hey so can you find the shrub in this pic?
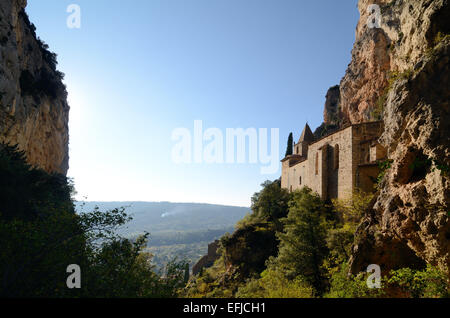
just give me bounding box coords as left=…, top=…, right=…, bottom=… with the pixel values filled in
left=332, top=190, right=374, bottom=227
left=20, top=68, right=66, bottom=99
left=236, top=267, right=314, bottom=298
left=325, top=263, right=385, bottom=298
left=250, top=179, right=290, bottom=226
left=0, top=144, right=187, bottom=297
left=275, top=187, right=329, bottom=294
left=388, top=265, right=449, bottom=298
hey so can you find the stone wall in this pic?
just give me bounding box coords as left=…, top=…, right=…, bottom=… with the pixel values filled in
left=283, top=125, right=354, bottom=200
left=357, top=164, right=380, bottom=193
left=282, top=122, right=384, bottom=200
left=352, top=121, right=385, bottom=193
left=192, top=240, right=220, bottom=275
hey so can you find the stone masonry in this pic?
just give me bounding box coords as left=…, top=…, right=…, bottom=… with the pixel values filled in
left=281, top=121, right=385, bottom=200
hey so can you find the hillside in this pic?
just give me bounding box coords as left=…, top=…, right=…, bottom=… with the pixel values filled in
left=75, top=201, right=249, bottom=271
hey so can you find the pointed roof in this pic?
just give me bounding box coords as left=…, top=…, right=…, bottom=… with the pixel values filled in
left=298, top=123, right=315, bottom=143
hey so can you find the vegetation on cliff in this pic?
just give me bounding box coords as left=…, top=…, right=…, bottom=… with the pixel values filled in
left=183, top=180, right=449, bottom=298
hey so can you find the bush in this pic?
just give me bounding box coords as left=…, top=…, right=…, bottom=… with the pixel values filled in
left=325, top=263, right=385, bottom=298
left=236, top=267, right=314, bottom=298
left=388, top=265, right=449, bottom=298
left=332, top=190, right=374, bottom=227
left=275, top=187, right=329, bottom=294
left=20, top=68, right=66, bottom=99
left=0, top=143, right=74, bottom=220
left=250, top=179, right=290, bottom=227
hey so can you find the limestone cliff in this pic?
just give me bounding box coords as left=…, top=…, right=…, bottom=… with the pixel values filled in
left=342, top=0, right=450, bottom=276
left=192, top=240, right=220, bottom=275
left=0, top=0, right=69, bottom=175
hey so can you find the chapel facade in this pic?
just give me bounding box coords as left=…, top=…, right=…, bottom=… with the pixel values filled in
left=281, top=121, right=386, bottom=200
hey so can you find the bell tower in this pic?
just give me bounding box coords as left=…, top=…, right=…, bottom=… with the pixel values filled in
left=295, top=123, right=314, bottom=157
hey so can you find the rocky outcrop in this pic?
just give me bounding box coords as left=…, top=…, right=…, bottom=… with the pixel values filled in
left=192, top=240, right=220, bottom=275
left=323, top=85, right=341, bottom=126
left=221, top=223, right=278, bottom=279
left=348, top=0, right=450, bottom=276
left=313, top=85, right=341, bottom=138
left=0, top=0, right=69, bottom=175
left=318, top=0, right=449, bottom=126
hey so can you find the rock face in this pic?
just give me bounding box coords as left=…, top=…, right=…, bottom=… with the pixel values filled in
left=323, top=85, right=341, bottom=126
left=221, top=223, right=279, bottom=279
left=346, top=0, right=450, bottom=276
left=0, top=0, right=69, bottom=175
left=192, top=240, right=220, bottom=275
left=313, top=86, right=341, bottom=138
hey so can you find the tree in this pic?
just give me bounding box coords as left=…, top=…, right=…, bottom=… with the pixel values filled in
left=0, top=143, right=187, bottom=298
left=250, top=179, right=290, bottom=227
left=275, top=187, right=329, bottom=294
left=285, top=133, right=293, bottom=157
left=236, top=266, right=314, bottom=298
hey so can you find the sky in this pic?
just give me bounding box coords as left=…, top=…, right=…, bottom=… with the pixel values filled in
left=27, top=0, right=359, bottom=207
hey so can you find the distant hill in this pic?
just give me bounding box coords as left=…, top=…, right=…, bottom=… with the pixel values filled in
left=75, top=202, right=250, bottom=271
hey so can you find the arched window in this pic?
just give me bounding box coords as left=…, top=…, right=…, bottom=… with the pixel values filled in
left=315, top=152, right=319, bottom=175
left=334, top=144, right=340, bottom=170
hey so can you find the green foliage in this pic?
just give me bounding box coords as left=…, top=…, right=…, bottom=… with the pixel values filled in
left=19, top=9, right=60, bottom=73
left=234, top=212, right=255, bottom=229
left=325, top=263, right=449, bottom=298
left=0, top=208, right=86, bottom=297
left=325, top=225, right=354, bottom=265
left=325, top=263, right=385, bottom=298
left=236, top=266, right=314, bottom=298
left=332, top=190, right=374, bottom=226
left=18, top=9, right=37, bottom=39
left=184, top=178, right=450, bottom=299
left=20, top=68, right=66, bottom=100
left=324, top=191, right=375, bottom=282
left=183, top=255, right=236, bottom=298
left=376, top=159, right=394, bottom=188
left=388, top=69, right=414, bottom=85
left=371, top=69, right=414, bottom=120
left=373, top=91, right=387, bottom=120
left=18, top=9, right=65, bottom=99
left=0, top=144, right=187, bottom=297
left=388, top=265, right=449, bottom=298
left=0, top=143, right=74, bottom=220
left=285, top=132, right=293, bottom=157
left=36, top=38, right=59, bottom=72
left=433, top=32, right=450, bottom=46
left=221, top=221, right=278, bottom=278
left=274, top=187, right=329, bottom=294
left=250, top=179, right=290, bottom=228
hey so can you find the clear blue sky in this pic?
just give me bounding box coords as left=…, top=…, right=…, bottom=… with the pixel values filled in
left=27, top=0, right=359, bottom=207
